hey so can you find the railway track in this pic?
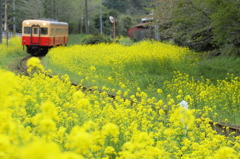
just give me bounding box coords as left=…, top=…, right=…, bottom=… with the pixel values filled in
left=19, top=56, right=240, bottom=136
left=19, top=56, right=31, bottom=75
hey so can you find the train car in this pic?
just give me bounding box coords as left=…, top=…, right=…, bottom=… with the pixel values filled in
left=22, top=19, right=68, bottom=56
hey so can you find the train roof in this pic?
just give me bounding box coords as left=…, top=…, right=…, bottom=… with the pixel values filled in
left=22, top=19, right=68, bottom=26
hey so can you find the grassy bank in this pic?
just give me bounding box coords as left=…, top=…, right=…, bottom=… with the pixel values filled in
left=0, top=37, right=26, bottom=70
left=68, top=34, right=87, bottom=45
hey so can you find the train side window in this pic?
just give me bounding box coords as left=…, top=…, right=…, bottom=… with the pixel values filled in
left=51, top=28, right=54, bottom=36
left=56, top=28, right=60, bottom=35
left=41, top=28, right=48, bottom=35
left=24, top=27, right=31, bottom=34
left=34, top=28, right=38, bottom=34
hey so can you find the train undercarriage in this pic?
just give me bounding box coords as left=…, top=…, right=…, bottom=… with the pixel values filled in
left=26, top=45, right=50, bottom=56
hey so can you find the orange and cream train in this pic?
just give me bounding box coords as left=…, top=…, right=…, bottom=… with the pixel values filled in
left=22, top=19, right=68, bottom=55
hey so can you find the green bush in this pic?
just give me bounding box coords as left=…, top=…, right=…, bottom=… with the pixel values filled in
left=132, top=38, right=138, bottom=42
left=81, top=34, right=112, bottom=45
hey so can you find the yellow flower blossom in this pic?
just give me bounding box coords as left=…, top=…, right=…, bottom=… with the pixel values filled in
left=27, top=57, right=44, bottom=72
left=102, top=123, right=119, bottom=138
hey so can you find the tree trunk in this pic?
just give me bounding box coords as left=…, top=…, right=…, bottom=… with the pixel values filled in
left=0, top=0, right=2, bottom=43
left=85, top=0, right=89, bottom=34
left=5, top=0, right=8, bottom=46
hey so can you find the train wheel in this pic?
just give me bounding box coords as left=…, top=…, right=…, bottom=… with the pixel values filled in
left=27, top=46, right=32, bottom=54
left=41, top=48, right=49, bottom=56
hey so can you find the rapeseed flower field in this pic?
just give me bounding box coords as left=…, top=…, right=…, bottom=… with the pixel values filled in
left=0, top=65, right=240, bottom=158
left=46, top=41, right=196, bottom=91
left=1, top=38, right=240, bottom=158
left=46, top=41, right=240, bottom=124
left=164, top=72, right=240, bottom=124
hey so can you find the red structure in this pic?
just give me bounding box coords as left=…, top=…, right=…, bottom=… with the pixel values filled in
left=128, top=13, right=160, bottom=41
left=127, top=23, right=150, bottom=39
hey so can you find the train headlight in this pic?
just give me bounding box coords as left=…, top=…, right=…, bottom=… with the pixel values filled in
left=26, top=22, right=29, bottom=25
left=43, top=23, right=46, bottom=26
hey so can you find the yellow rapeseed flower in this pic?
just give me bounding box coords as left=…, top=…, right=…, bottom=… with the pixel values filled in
left=27, top=57, right=44, bottom=72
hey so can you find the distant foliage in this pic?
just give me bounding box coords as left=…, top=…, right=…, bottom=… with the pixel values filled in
left=206, top=0, right=240, bottom=55
left=154, top=0, right=240, bottom=55
left=103, top=0, right=149, bottom=15
left=117, top=15, right=133, bottom=36
left=94, top=9, right=119, bottom=37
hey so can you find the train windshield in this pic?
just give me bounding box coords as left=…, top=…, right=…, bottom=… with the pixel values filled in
left=24, top=27, right=31, bottom=34
left=34, top=28, right=39, bottom=34
left=41, top=28, right=48, bottom=35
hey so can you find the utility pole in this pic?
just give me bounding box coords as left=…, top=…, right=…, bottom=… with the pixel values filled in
left=85, top=0, right=89, bottom=35
left=113, top=19, right=116, bottom=41
left=109, top=16, right=116, bottom=41
left=13, top=0, right=16, bottom=35
left=100, top=0, right=102, bottom=34
left=0, top=0, right=2, bottom=44
left=5, top=0, right=8, bottom=46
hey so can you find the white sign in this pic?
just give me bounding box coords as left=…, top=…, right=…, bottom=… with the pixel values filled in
left=109, top=16, right=115, bottom=23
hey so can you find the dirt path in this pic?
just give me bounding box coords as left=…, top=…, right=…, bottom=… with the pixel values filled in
left=7, top=55, right=28, bottom=74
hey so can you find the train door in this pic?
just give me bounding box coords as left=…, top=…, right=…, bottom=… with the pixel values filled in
left=31, top=25, right=40, bottom=45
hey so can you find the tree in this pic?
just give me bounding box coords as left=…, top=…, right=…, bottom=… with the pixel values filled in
left=103, top=0, right=128, bottom=13
left=205, top=0, right=240, bottom=55
left=85, top=0, right=89, bottom=34
left=19, top=0, right=44, bottom=19
left=43, top=0, right=56, bottom=19
left=117, top=15, right=133, bottom=36
left=94, top=9, right=118, bottom=36
left=152, top=0, right=214, bottom=52
left=172, top=0, right=213, bottom=51
left=152, top=0, right=240, bottom=55
left=15, top=0, right=87, bottom=34
left=103, top=0, right=151, bottom=16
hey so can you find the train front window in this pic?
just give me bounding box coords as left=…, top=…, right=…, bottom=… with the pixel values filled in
left=41, top=28, right=48, bottom=35
left=24, top=27, right=31, bottom=34
left=34, top=28, right=39, bottom=34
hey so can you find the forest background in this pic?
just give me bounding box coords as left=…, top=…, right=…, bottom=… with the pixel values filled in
left=0, top=0, right=240, bottom=55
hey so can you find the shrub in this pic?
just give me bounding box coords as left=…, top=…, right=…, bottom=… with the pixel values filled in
left=81, top=34, right=112, bottom=45
left=132, top=38, right=138, bottom=42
